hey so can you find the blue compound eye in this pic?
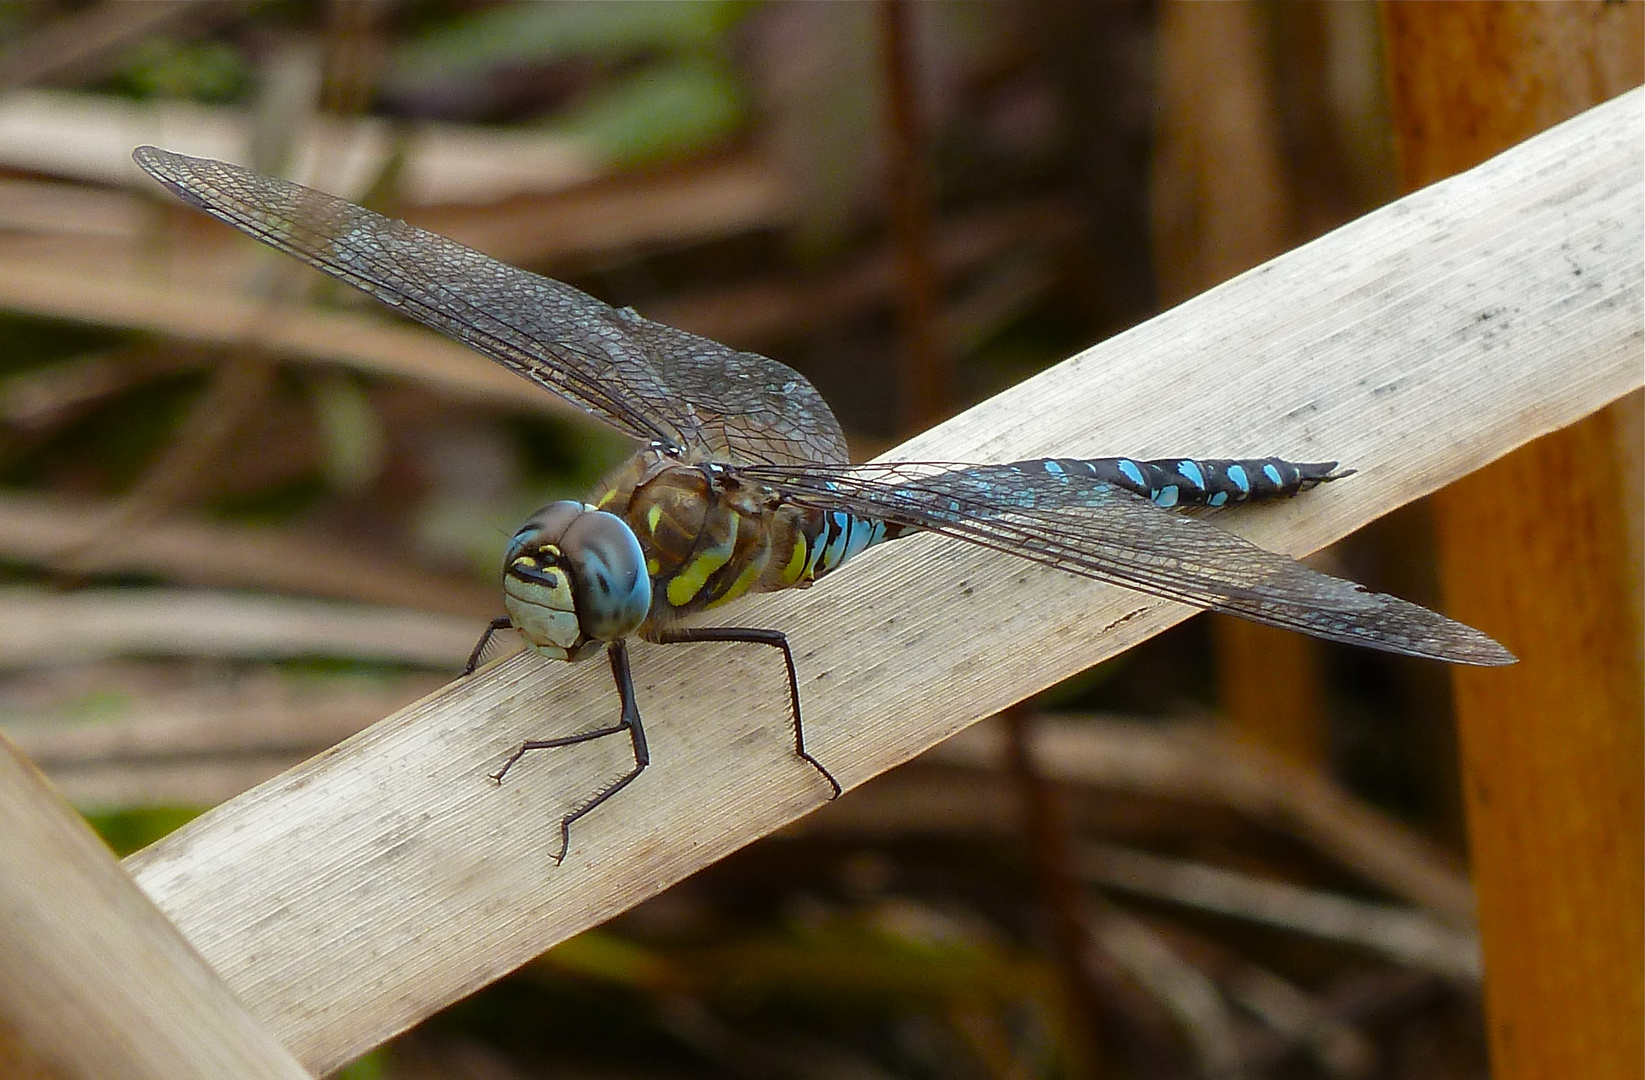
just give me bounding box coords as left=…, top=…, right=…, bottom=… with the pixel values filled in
left=561, top=511, right=651, bottom=641
left=506, top=501, right=583, bottom=564
left=505, top=525, right=537, bottom=563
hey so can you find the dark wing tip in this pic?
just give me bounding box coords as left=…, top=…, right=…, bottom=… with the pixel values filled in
left=132, top=146, right=203, bottom=197
left=132, top=144, right=179, bottom=175
left=1457, top=634, right=1518, bottom=666
left=1416, top=615, right=1516, bottom=666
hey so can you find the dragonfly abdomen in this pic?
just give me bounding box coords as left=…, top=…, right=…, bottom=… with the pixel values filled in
left=796, top=509, right=903, bottom=583
left=1024, top=456, right=1345, bottom=508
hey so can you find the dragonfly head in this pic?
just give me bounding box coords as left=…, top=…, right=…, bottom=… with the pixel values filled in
left=503, top=501, right=651, bottom=661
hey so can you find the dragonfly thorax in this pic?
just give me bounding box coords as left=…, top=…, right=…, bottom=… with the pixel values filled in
left=589, top=452, right=832, bottom=625
left=503, top=501, right=651, bottom=661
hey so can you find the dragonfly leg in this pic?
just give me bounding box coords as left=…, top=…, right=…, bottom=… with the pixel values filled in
left=463, top=616, right=514, bottom=676
left=651, top=626, right=842, bottom=799
left=492, top=640, right=651, bottom=864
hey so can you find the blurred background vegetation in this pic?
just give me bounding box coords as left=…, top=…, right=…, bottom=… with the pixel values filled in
left=0, top=2, right=1491, bottom=1077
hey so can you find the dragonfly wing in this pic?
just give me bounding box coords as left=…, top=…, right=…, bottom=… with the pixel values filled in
left=613, top=315, right=848, bottom=466
left=132, top=147, right=847, bottom=467
left=743, top=461, right=1515, bottom=666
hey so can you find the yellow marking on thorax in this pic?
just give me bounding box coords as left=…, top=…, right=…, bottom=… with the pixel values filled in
left=646, top=504, right=663, bottom=534
left=666, top=515, right=738, bottom=608
left=593, top=487, right=619, bottom=509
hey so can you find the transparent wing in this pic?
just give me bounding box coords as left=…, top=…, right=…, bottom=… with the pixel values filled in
left=132, top=146, right=849, bottom=467
left=741, top=461, right=1515, bottom=666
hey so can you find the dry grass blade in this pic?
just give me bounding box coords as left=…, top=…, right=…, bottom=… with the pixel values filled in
left=0, top=87, right=596, bottom=200
left=0, top=252, right=560, bottom=413
left=0, top=344, right=199, bottom=427
left=1224, top=966, right=1378, bottom=1079
left=1073, top=844, right=1481, bottom=980
left=0, top=2, right=208, bottom=90
left=643, top=199, right=1079, bottom=351
left=0, top=200, right=1067, bottom=422
left=0, top=176, right=146, bottom=237
left=119, top=93, right=1640, bottom=1073
left=61, top=351, right=280, bottom=552
left=0, top=587, right=489, bottom=669
left=3, top=668, right=443, bottom=809
left=408, top=151, right=790, bottom=266
left=1087, top=904, right=1246, bottom=1080
left=0, top=731, right=313, bottom=1079
left=928, top=717, right=1476, bottom=922
left=0, top=490, right=495, bottom=617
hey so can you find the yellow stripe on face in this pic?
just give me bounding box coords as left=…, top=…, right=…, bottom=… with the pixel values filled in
left=778, top=536, right=809, bottom=585
left=666, top=515, right=738, bottom=608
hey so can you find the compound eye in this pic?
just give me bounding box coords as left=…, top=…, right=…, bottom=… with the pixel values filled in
left=506, top=500, right=589, bottom=563
left=562, top=511, right=651, bottom=641
left=505, top=529, right=533, bottom=564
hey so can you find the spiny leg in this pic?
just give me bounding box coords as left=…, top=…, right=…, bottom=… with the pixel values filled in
left=650, top=626, right=841, bottom=799
left=491, top=640, right=651, bottom=865
left=463, top=616, right=514, bottom=676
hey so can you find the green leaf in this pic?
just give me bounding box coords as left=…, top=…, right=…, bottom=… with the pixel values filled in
left=389, top=1, right=745, bottom=88
left=552, top=56, right=747, bottom=167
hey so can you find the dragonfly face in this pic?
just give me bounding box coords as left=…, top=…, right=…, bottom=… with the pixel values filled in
left=503, top=501, right=651, bottom=661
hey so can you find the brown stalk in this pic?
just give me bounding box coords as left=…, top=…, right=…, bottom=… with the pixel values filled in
left=880, top=0, right=951, bottom=432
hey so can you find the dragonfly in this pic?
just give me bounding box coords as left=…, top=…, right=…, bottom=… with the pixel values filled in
left=133, top=146, right=1514, bottom=863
